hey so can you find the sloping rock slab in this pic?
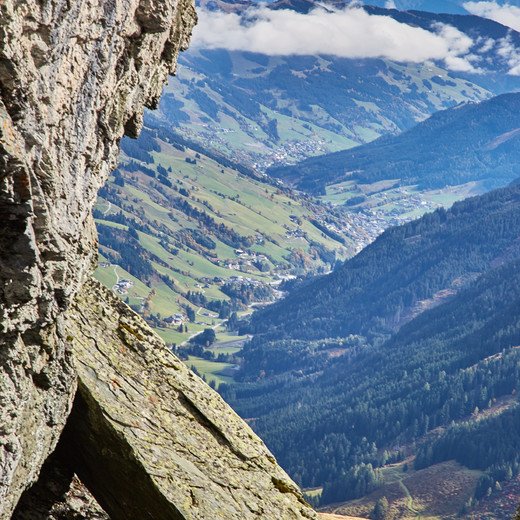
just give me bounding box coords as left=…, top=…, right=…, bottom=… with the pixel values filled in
left=64, top=279, right=316, bottom=520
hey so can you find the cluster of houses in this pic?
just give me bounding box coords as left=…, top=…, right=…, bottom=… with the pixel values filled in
left=285, top=228, right=306, bottom=240
left=229, top=274, right=254, bottom=283
left=98, top=262, right=136, bottom=296
left=253, top=137, right=330, bottom=171
left=221, top=249, right=270, bottom=271
left=113, top=279, right=134, bottom=295
left=164, top=313, right=186, bottom=327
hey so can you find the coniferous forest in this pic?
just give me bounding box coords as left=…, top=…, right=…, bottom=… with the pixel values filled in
left=220, top=184, right=520, bottom=504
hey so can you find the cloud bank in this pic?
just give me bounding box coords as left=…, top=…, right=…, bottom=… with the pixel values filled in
left=498, top=36, right=520, bottom=74
left=192, top=6, right=478, bottom=72
left=463, top=1, right=520, bottom=31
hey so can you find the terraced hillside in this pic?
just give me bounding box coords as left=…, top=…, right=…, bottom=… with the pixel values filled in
left=94, top=124, right=371, bottom=350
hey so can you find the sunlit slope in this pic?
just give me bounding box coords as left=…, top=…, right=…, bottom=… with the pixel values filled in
left=163, top=0, right=520, bottom=173
left=162, top=50, right=490, bottom=170
left=94, top=130, right=367, bottom=344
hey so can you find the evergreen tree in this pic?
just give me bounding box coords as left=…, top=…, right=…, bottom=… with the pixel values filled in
left=186, top=306, right=196, bottom=323
left=371, top=497, right=389, bottom=520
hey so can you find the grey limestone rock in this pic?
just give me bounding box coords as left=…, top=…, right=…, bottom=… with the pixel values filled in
left=0, top=0, right=194, bottom=515
left=0, top=0, right=317, bottom=518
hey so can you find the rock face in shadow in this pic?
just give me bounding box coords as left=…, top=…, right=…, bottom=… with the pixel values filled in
left=13, top=446, right=108, bottom=520
left=0, top=0, right=318, bottom=518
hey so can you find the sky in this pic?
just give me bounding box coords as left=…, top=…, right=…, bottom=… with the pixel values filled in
left=191, top=1, right=520, bottom=75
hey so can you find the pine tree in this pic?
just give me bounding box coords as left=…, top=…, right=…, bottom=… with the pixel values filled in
left=371, top=497, right=389, bottom=520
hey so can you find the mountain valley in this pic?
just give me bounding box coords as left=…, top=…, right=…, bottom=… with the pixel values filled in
left=94, top=121, right=376, bottom=351
left=5, top=0, right=520, bottom=517
left=90, top=1, right=520, bottom=518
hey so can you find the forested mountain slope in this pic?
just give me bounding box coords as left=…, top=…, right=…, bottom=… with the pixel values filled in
left=268, top=93, right=520, bottom=194
left=248, top=183, right=520, bottom=341
left=224, top=184, right=520, bottom=516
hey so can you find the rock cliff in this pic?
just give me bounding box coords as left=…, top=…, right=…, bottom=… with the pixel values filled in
left=0, top=0, right=316, bottom=518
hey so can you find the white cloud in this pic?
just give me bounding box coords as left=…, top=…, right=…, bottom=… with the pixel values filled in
left=385, top=0, right=397, bottom=8
left=463, top=1, right=520, bottom=31
left=478, top=37, right=496, bottom=53
left=463, top=3, right=520, bottom=75
left=497, top=35, right=520, bottom=74
left=433, top=23, right=479, bottom=71
left=192, top=6, right=478, bottom=72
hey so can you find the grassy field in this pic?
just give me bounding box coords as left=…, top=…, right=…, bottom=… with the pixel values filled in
left=186, top=356, right=237, bottom=388
left=322, top=179, right=487, bottom=229
left=94, top=133, right=363, bottom=360
left=304, top=487, right=324, bottom=499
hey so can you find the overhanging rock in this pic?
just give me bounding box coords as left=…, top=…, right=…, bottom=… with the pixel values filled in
left=62, top=279, right=316, bottom=520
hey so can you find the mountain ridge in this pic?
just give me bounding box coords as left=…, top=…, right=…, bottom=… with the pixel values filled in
left=268, top=92, right=520, bottom=194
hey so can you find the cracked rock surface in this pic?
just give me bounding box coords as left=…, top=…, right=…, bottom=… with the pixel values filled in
left=0, top=0, right=195, bottom=515
left=62, top=280, right=316, bottom=519
left=0, top=0, right=317, bottom=518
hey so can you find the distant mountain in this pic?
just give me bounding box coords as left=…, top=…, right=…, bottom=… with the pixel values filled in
left=170, top=0, right=520, bottom=173
left=204, top=0, right=473, bottom=13
left=224, top=183, right=520, bottom=516
left=268, top=93, right=520, bottom=194
left=364, top=4, right=520, bottom=93
left=168, top=50, right=490, bottom=170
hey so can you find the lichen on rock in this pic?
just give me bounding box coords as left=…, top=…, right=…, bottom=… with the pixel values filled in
left=62, top=280, right=316, bottom=519
left=0, top=0, right=317, bottom=518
